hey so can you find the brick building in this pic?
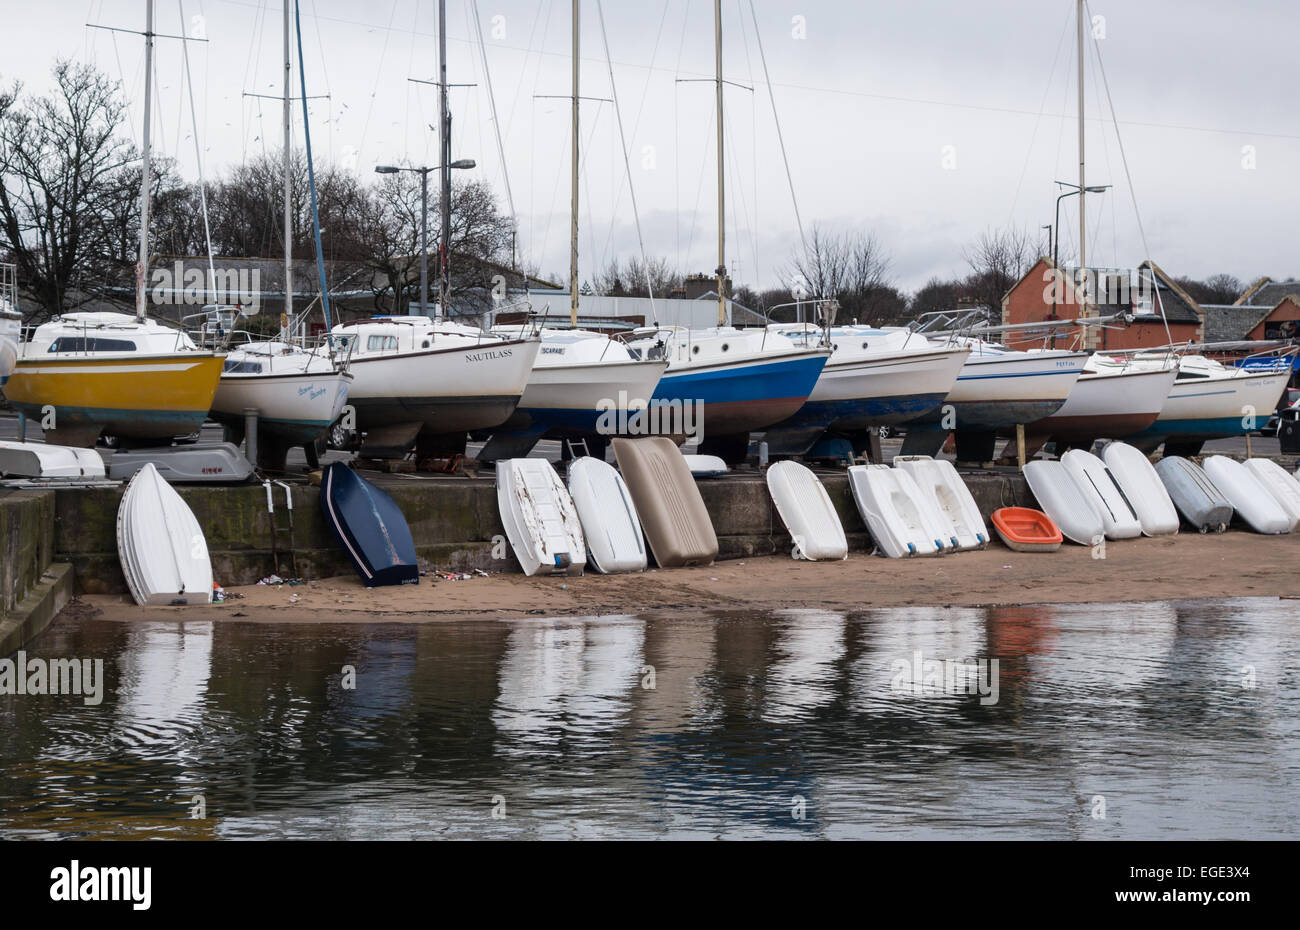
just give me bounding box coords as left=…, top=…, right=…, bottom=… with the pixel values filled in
left=1000, top=257, right=1203, bottom=351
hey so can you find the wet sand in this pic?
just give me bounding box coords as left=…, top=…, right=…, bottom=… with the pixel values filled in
left=78, top=530, right=1300, bottom=623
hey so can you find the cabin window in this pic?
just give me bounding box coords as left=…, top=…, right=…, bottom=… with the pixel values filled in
left=720, top=343, right=729, bottom=352
left=48, top=337, right=137, bottom=353
left=223, top=360, right=264, bottom=374
left=692, top=345, right=700, bottom=355
left=367, top=335, right=399, bottom=352
left=421, top=340, right=430, bottom=349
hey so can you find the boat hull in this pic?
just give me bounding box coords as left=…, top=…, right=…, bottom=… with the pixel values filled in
left=319, top=462, right=420, bottom=586
left=345, top=338, right=540, bottom=434
left=4, top=354, right=224, bottom=445
left=1127, top=371, right=1289, bottom=445
left=1026, top=367, right=1178, bottom=441
left=908, top=351, right=1087, bottom=431
left=651, top=350, right=828, bottom=437
left=211, top=370, right=353, bottom=444
left=497, top=359, right=667, bottom=435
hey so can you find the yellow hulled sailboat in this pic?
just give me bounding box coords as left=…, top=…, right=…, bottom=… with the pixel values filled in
left=3, top=313, right=222, bottom=446
left=1, top=1, right=222, bottom=447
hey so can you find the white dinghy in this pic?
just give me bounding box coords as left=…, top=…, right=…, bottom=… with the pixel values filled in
left=1100, top=442, right=1179, bottom=536
left=116, top=462, right=213, bottom=606
left=567, top=457, right=647, bottom=573
left=893, top=455, right=988, bottom=550
left=848, top=464, right=957, bottom=557
left=682, top=454, right=729, bottom=477
left=1154, top=456, right=1232, bottom=533
left=1061, top=449, right=1142, bottom=540
left=0, top=440, right=105, bottom=480
left=1023, top=460, right=1105, bottom=546
left=1202, top=456, right=1291, bottom=534
left=766, top=461, right=848, bottom=560
left=1242, top=458, right=1300, bottom=531
left=497, top=458, right=586, bottom=576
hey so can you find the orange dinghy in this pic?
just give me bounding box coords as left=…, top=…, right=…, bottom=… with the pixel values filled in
left=991, top=507, right=1063, bottom=553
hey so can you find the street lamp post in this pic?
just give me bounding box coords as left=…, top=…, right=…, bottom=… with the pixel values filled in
left=1052, top=180, right=1111, bottom=313
left=375, top=158, right=476, bottom=316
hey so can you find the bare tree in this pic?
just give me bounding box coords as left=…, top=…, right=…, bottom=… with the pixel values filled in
left=0, top=62, right=139, bottom=321
left=592, top=255, right=681, bottom=299
left=961, top=226, right=1037, bottom=313
left=782, top=223, right=899, bottom=324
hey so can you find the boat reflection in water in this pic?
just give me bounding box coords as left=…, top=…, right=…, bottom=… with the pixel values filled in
left=1, top=599, right=1297, bottom=840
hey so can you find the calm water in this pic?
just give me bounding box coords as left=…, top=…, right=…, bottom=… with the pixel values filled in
left=1, top=598, right=1297, bottom=839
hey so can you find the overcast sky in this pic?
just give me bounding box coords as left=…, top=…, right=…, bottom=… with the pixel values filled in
left=4, top=0, right=1297, bottom=292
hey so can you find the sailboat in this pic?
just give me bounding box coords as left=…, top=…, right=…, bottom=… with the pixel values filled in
left=1090, top=349, right=1291, bottom=456
left=0, top=263, right=19, bottom=387
left=208, top=0, right=351, bottom=468
left=326, top=0, right=539, bottom=461
left=762, top=320, right=971, bottom=455
left=623, top=0, right=828, bottom=464
left=476, top=0, right=667, bottom=462
left=1, top=0, right=223, bottom=448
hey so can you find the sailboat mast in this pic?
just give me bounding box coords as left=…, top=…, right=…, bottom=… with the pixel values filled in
left=1077, top=0, right=1086, bottom=290
left=569, top=0, right=580, bottom=327
left=283, top=0, right=293, bottom=334
left=136, top=0, right=155, bottom=322
left=438, top=0, right=452, bottom=320
left=714, top=0, right=725, bottom=326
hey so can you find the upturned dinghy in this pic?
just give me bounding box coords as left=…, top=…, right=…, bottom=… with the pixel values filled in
left=497, top=458, right=586, bottom=576
left=1202, top=456, right=1291, bottom=534
left=893, top=455, right=988, bottom=550
left=116, top=462, right=213, bottom=606
left=320, top=462, right=420, bottom=586
left=1023, top=460, right=1105, bottom=545
left=1243, top=458, right=1300, bottom=531
left=682, top=454, right=729, bottom=477
left=990, top=507, right=1062, bottom=552
left=765, top=460, right=848, bottom=560
left=612, top=437, right=717, bottom=567
left=847, top=464, right=956, bottom=557
left=1154, top=456, right=1232, bottom=533
left=1100, top=442, right=1179, bottom=536
left=1061, top=449, right=1142, bottom=540
left=567, top=456, right=646, bottom=573
left=0, top=440, right=105, bottom=479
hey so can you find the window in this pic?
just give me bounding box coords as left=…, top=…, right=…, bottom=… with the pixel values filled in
left=366, top=335, right=399, bottom=352
left=48, top=337, right=137, bottom=353
left=223, top=360, right=264, bottom=374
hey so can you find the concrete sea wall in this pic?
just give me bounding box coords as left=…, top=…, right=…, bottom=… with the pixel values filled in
left=52, top=470, right=1034, bottom=594
left=1, top=489, right=74, bottom=653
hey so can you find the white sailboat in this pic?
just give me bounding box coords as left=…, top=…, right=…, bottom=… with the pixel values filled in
left=329, top=0, right=538, bottom=460
left=762, top=322, right=971, bottom=455
left=208, top=0, right=351, bottom=468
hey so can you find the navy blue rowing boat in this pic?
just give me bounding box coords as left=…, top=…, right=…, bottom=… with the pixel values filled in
left=319, top=463, right=419, bottom=587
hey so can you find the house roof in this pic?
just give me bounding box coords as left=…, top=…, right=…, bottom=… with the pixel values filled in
left=1201, top=295, right=1300, bottom=341
left=1137, top=260, right=1203, bottom=325
left=1200, top=304, right=1273, bottom=343
left=1238, top=280, right=1300, bottom=309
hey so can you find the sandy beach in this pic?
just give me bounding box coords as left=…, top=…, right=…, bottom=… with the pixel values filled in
left=76, top=530, right=1300, bottom=623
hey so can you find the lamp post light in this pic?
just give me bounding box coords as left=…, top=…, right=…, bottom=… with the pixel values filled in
left=1052, top=180, right=1111, bottom=314
left=375, top=158, right=476, bottom=316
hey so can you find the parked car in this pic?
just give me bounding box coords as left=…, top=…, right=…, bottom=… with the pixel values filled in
left=1261, top=387, right=1300, bottom=436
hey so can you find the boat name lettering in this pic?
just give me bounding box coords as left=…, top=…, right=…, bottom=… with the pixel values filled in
left=465, top=348, right=513, bottom=362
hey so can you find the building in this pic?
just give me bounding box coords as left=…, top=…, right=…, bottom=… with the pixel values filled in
left=1202, top=294, right=1300, bottom=343
left=1000, top=257, right=1203, bottom=351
